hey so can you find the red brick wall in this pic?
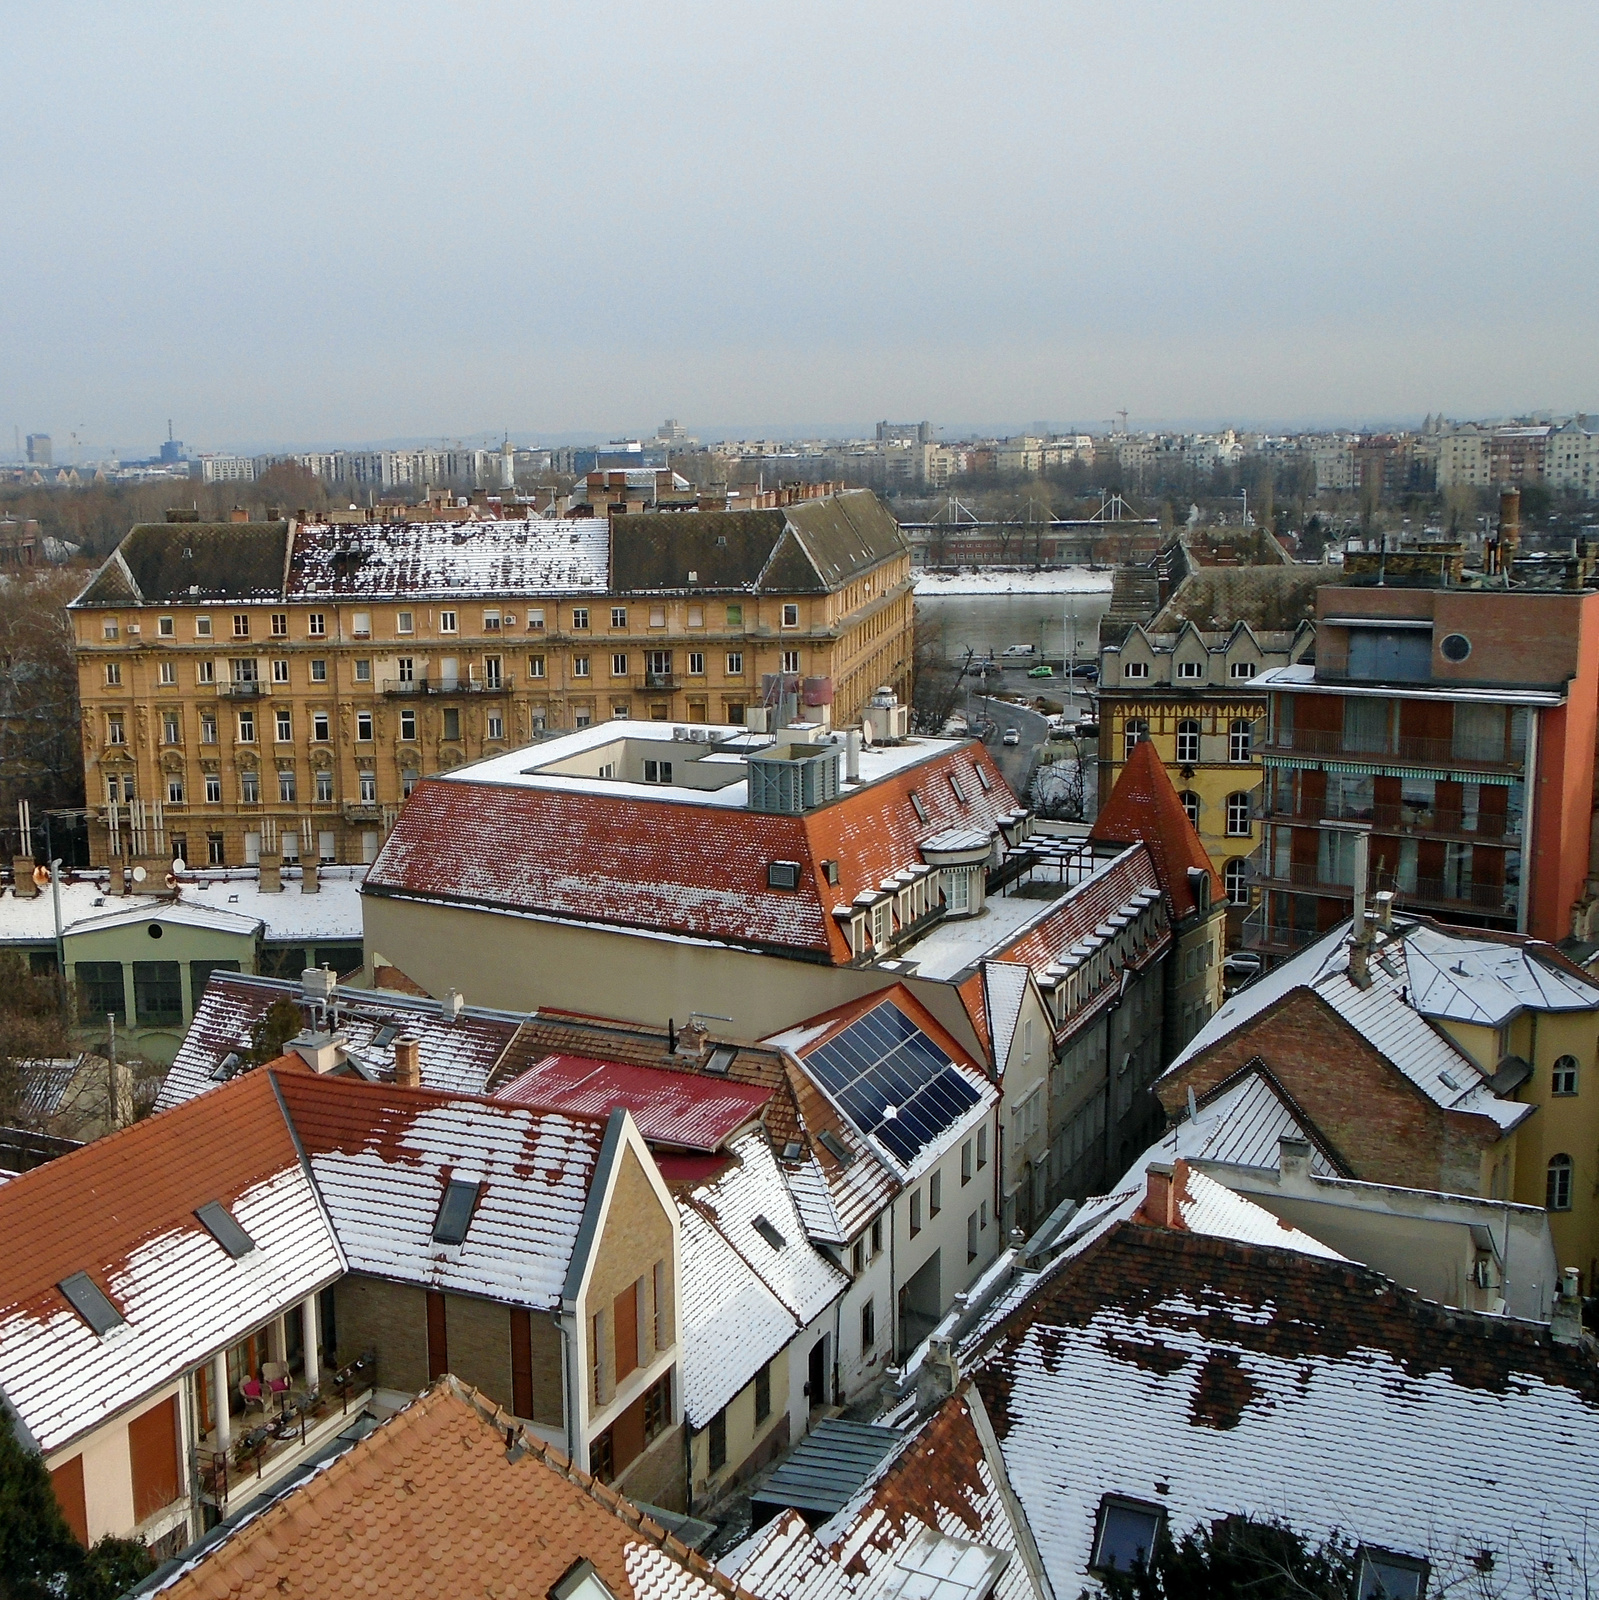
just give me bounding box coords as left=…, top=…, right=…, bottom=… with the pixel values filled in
left=1157, top=989, right=1495, bottom=1192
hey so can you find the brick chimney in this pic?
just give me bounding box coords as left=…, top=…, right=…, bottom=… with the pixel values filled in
left=10, top=859, right=36, bottom=899
left=301, top=859, right=320, bottom=894
left=394, top=1034, right=421, bottom=1089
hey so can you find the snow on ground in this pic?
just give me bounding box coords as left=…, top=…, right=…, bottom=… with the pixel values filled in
left=913, top=568, right=1115, bottom=596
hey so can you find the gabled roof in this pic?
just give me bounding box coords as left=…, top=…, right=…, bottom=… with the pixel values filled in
left=151, top=1378, right=745, bottom=1600
left=971, top=1222, right=1599, bottom=1600
left=979, top=964, right=1031, bottom=1075
left=71, top=522, right=291, bottom=607
left=1088, top=740, right=1221, bottom=919
left=0, top=1070, right=341, bottom=1455
left=610, top=490, right=906, bottom=595
left=495, top=1054, right=771, bottom=1152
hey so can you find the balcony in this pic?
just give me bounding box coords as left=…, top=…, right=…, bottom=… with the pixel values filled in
left=1263, top=727, right=1524, bottom=773
left=1241, top=907, right=1325, bottom=956
left=223, top=681, right=268, bottom=699
left=1257, top=800, right=1513, bottom=843
left=641, top=671, right=676, bottom=691
left=342, top=802, right=384, bottom=824
left=380, top=675, right=513, bottom=696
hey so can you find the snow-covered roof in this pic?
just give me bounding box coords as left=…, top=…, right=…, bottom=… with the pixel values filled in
left=289, top=518, right=609, bottom=599
left=980, top=964, right=1031, bottom=1073
left=970, top=1221, right=1599, bottom=1600
left=1169, top=1164, right=1344, bottom=1259
left=1401, top=922, right=1599, bottom=1028
left=1253, top=661, right=1564, bottom=706
left=1161, top=1068, right=1342, bottom=1176
left=1165, top=916, right=1533, bottom=1132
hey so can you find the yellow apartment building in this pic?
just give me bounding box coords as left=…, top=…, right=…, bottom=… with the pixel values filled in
left=67, top=490, right=913, bottom=870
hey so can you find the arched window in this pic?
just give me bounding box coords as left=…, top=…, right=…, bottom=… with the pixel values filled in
left=1548, top=1154, right=1574, bottom=1211
left=1179, top=791, right=1201, bottom=827
left=1225, top=792, right=1252, bottom=837
left=1124, top=718, right=1149, bottom=761
left=1229, top=718, right=1253, bottom=763
left=1176, top=719, right=1201, bottom=764
left=1224, top=858, right=1249, bottom=905
left=1552, top=1055, right=1579, bottom=1096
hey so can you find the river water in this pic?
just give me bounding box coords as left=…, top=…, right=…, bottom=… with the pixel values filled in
left=915, top=585, right=1114, bottom=664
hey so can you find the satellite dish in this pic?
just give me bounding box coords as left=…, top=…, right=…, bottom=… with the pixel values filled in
left=31, top=865, right=50, bottom=889
left=131, top=865, right=147, bottom=883
left=171, top=857, right=186, bottom=873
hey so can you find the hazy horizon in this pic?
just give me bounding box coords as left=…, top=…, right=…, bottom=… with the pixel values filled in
left=5, top=2, right=1596, bottom=452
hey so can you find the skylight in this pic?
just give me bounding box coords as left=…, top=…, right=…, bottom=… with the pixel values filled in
left=58, top=1272, right=124, bottom=1336
left=752, top=1214, right=786, bottom=1250
left=373, top=1023, right=399, bottom=1049
left=432, top=1180, right=481, bottom=1245
left=706, top=1045, right=737, bottom=1075
left=195, top=1200, right=256, bottom=1259
left=817, top=1129, right=856, bottom=1167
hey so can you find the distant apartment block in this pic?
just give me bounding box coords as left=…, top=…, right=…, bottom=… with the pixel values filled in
left=25, top=433, right=52, bottom=467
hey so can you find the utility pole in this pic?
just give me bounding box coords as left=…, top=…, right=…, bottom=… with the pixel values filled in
left=106, top=1012, right=119, bottom=1130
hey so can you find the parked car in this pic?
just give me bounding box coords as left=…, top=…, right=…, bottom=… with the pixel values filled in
left=1003, top=727, right=1021, bottom=746
left=1068, top=662, right=1100, bottom=680
left=1002, top=644, right=1036, bottom=657
left=1223, top=952, right=1263, bottom=990
left=1027, top=664, right=1054, bottom=679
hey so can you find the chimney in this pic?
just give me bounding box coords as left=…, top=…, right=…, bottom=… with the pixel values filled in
left=1277, top=1136, right=1313, bottom=1189
left=1373, top=889, right=1395, bottom=931
left=1552, top=1266, right=1585, bottom=1346
left=675, top=1018, right=708, bottom=1059
left=258, top=852, right=282, bottom=894
left=301, top=858, right=320, bottom=895
left=1350, top=829, right=1370, bottom=943
left=1141, top=1162, right=1175, bottom=1227
left=289, top=1029, right=347, bottom=1074
left=445, top=988, right=464, bottom=1020
left=10, top=859, right=36, bottom=899
left=1499, top=488, right=1521, bottom=565
left=915, top=1333, right=960, bottom=1412
left=394, top=1034, right=421, bottom=1089
left=845, top=729, right=861, bottom=783
left=301, top=966, right=337, bottom=1005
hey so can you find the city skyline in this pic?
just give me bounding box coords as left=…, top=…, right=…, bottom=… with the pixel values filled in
left=4, top=2, right=1596, bottom=447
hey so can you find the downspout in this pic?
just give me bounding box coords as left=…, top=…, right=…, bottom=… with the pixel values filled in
left=888, top=1189, right=897, bottom=1365
left=554, top=1309, right=578, bottom=1466
left=1517, top=708, right=1539, bottom=935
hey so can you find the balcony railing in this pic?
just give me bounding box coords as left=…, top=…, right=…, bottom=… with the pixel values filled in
left=1241, top=907, right=1325, bottom=955
left=1263, top=727, right=1523, bottom=771
left=1246, top=856, right=1517, bottom=917
left=223, top=681, right=267, bottom=698
left=642, top=670, right=676, bottom=691
left=380, top=676, right=514, bottom=696
left=1257, top=800, right=1515, bottom=842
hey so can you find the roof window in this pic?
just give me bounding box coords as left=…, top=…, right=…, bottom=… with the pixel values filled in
left=58, top=1272, right=124, bottom=1336
left=817, top=1128, right=855, bottom=1167
left=768, top=861, right=801, bottom=889
left=706, top=1045, right=737, bottom=1075
left=432, top=1179, right=482, bottom=1245
left=752, top=1214, right=786, bottom=1250
left=909, top=790, right=928, bottom=823
left=195, top=1200, right=256, bottom=1259
left=974, top=764, right=991, bottom=792
left=949, top=774, right=968, bottom=804
left=372, top=1023, right=399, bottom=1049
left=1357, top=1548, right=1429, bottom=1599
left=1089, top=1496, right=1165, bottom=1575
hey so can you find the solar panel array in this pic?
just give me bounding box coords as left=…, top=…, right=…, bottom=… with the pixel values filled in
left=804, top=1001, right=980, bottom=1165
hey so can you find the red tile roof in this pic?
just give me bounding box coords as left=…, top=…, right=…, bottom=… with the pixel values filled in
left=1088, top=738, right=1222, bottom=919
left=366, top=742, right=1021, bottom=963
left=494, top=1053, right=772, bottom=1151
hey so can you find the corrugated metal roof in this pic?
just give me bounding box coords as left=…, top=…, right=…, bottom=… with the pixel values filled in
left=752, top=1420, right=904, bottom=1519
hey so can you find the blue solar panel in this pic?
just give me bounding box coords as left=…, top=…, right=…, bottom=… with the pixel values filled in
left=805, top=1000, right=981, bottom=1164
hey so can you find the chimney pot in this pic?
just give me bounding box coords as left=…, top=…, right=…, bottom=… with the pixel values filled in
left=394, top=1034, right=421, bottom=1088
left=1278, top=1136, right=1312, bottom=1186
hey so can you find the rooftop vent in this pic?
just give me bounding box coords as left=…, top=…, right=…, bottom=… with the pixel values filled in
left=58, top=1272, right=123, bottom=1336
left=817, top=1129, right=855, bottom=1167
left=752, top=1214, right=786, bottom=1250
left=747, top=745, right=841, bottom=815
left=432, top=1179, right=481, bottom=1245
left=195, top=1200, right=256, bottom=1259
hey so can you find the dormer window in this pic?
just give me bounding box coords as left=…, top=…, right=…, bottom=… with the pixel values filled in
left=1230, top=660, right=1256, bottom=679
left=1124, top=661, right=1149, bottom=680
left=1177, top=659, right=1203, bottom=680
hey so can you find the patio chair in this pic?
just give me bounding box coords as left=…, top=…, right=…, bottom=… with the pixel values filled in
left=263, top=1361, right=292, bottom=1401
left=240, top=1375, right=272, bottom=1417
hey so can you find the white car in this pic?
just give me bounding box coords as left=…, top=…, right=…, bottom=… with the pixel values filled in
left=1001, top=644, right=1036, bottom=658
left=1003, top=727, right=1021, bottom=746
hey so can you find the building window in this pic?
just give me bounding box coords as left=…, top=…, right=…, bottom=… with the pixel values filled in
left=573, top=656, right=590, bottom=678
left=316, top=770, right=334, bottom=802
left=197, top=660, right=215, bottom=685
left=611, top=653, right=628, bottom=677
left=687, top=605, right=703, bottom=628
left=1224, top=858, right=1249, bottom=904
left=397, top=611, right=414, bottom=634
left=158, top=616, right=174, bottom=637
left=354, top=659, right=372, bottom=683
left=1548, top=1154, right=1574, bottom=1211
left=961, top=1138, right=972, bottom=1184
left=158, top=660, right=176, bottom=686
left=237, top=711, right=255, bottom=743
left=104, top=661, right=121, bottom=686
left=440, top=610, right=457, bottom=633
left=241, top=770, right=259, bottom=804
left=271, top=658, right=290, bottom=684
left=270, top=612, right=288, bottom=636
left=688, top=651, right=705, bottom=676
left=643, top=760, right=673, bottom=784
left=163, top=713, right=181, bottom=745
left=643, top=1371, right=671, bottom=1442
left=726, top=651, right=744, bottom=675
left=201, top=712, right=217, bottom=744
left=527, top=608, right=545, bottom=631
left=1553, top=1055, right=1580, bottom=1096
left=133, top=961, right=183, bottom=1024
left=967, top=1210, right=979, bottom=1263
left=860, top=1297, right=875, bottom=1353
left=487, top=714, right=504, bottom=740
left=207, top=833, right=225, bottom=865
left=106, top=715, right=126, bottom=746
left=572, top=607, right=589, bottom=631
left=1229, top=718, right=1253, bottom=763
left=708, top=1407, right=727, bottom=1473
left=871, top=1217, right=883, bottom=1256
left=307, top=613, right=325, bottom=637
left=1176, top=719, right=1200, bottom=763
left=310, top=658, right=327, bottom=682
left=929, top=1170, right=941, bottom=1215
left=167, top=777, right=184, bottom=804
left=1124, top=718, right=1148, bottom=760
left=276, top=709, right=292, bottom=741
left=610, top=606, right=627, bottom=629
left=977, top=1126, right=988, bottom=1168
left=1123, top=660, right=1149, bottom=680
left=852, top=1239, right=866, bottom=1275
left=529, top=654, right=545, bottom=678
left=1179, top=791, right=1200, bottom=826
left=781, top=603, right=799, bottom=628
left=1226, top=792, right=1252, bottom=836
left=205, top=774, right=221, bottom=804
left=356, top=711, right=373, bottom=741
left=402, top=767, right=420, bottom=797
left=443, top=708, right=461, bottom=741
left=360, top=773, right=377, bottom=803
left=726, top=604, right=743, bottom=626
left=278, top=770, right=297, bottom=804
left=196, top=615, right=212, bottom=638
left=400, top=709, right=416, bottom=740
left=754, top=1361, right=771, bottom=1424
left=482, top=609, right=500, bottom=632
left=591, top=1428, right=614, bottom=1484
left=233, top=614, right=249, bottom=638
left=782, top=650, right=801, bottom=674
left=1176, top=659, right=1203, bottom=680
left=313, top=711, right=330, bottom=741
left=909, top=1189, right=922, bottom=1236
left=648, top=606, right=666, bottom=628
left=1230, top=660, right=1256, bottom=679
left=76, top=962, right=126, bottom=1022
left=1090, top=1497, right=1166, bottom=1576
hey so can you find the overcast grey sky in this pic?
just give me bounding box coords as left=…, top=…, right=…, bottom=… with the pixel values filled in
left=3, top=1, right=1596, bottom=453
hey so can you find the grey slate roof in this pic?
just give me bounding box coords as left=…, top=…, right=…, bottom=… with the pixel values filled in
left=72, top=523, right=291, bottom=607
left=610, top=490, right=906, bottom=595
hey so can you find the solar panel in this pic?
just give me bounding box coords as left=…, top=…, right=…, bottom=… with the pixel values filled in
left=59, top=1272, right=123, bottom=1336
left=432, top=1180, right=481, bottom=1245
left=195, top=1200, right=256, bottom=1259
left=806, top=1001, right=980, bottom=1165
